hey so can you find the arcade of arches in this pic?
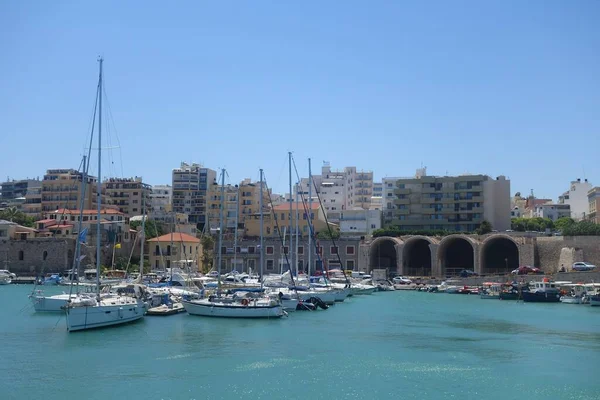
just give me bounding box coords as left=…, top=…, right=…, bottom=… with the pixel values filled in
left=369, top=239, right=397, bottom=274
left=369, top=234, right=523, bottom=277
left=403, top=239, right=432, bottom=276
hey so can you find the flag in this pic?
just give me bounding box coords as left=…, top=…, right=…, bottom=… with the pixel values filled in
left=78, top=228, right=88, bottom=243
left=115, top=243, right=121, bottom=249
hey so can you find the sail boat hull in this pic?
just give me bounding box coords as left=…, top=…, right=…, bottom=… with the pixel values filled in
left=182, top=299, right=284, bottom=318
left=66, top=296, right=146, bottom=332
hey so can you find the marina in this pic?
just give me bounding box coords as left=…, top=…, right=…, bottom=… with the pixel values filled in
left=1, top=283, right=599, bottom=400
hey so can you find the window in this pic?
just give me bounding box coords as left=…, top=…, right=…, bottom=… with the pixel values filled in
left=316, top=246, right=323, bottom=255
left=330, top=246, right=338, bottom=254
left=42, top=251, right=48, bottom=261
left=220, top=246, right=226, bottom=254
left=266, top=246, right=274, bottom=255
left=346, top=260, right=355, bottom=269
left=282, top=246, right=289, bottom=255
left=346, top=246, right=355, bottom=255
left=18, top=250, right=24, bottom=261
left=266, top=260, right=274, bottom=270
left=297, top=246, right=304, bottom=255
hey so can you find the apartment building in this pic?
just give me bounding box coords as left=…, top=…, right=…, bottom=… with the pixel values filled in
left=385, top=169, right=510, bottom=232
left=588, top=187, right=600, bottom=224
left=534, top=204, right=571, bottom=221
left=296, top=163, right=374, bottom=222
left=244, top=203, right=332, bottom=238
left=1, top=178, right=41, bottom=202
left=558, top=178, right=592, bottom=220
left=171, top=162, right=216, bottom=228
left=207, top=178, right=269, bottom=235
left=339, top=209, right=381, bottom=236
left=103, top=177, right=151, bottom=217
left=41, top=169, right=98, bottom=216
left=215, top=237, right=361, bottom=274
left=147, top=232, right=202, bottom=271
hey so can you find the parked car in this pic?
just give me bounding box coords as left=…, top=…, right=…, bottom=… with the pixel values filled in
left=459, top=270, right=478, bottom=278
left=511, top=266, right=543, bottom=275
left=393, top=276, right=412, bottom=285
left=572, top=262, right=597, bottom=272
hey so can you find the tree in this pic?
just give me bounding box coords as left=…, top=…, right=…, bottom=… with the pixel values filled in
left=511, top=218, right=526, bottom=232
left=476, top=220, right=493, bottom=235
left=0, top=207, right=35, bottom=227
left=316, top=229, right=341, bottom=240
left=130, top=219, right=164, bottom=239
left=200, top=234, right=215, bottom=274
left=554, top=217, right=575, bottom=233
left=563, top=220, right=600, bottom=236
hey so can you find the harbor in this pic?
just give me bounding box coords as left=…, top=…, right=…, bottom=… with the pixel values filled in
left=2, top=282, right=599, bottom=400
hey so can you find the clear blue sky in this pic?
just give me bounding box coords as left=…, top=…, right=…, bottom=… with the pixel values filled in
left=1, top=0, right=599, bottom=199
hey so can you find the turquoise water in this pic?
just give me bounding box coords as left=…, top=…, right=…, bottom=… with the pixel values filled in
left=1, top=285, right=600, bottom=400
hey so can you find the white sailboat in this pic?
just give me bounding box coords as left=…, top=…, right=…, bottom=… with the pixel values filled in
left=182, top=168, right=285, bottom=318
left=65, top=58, right=147, bottom=332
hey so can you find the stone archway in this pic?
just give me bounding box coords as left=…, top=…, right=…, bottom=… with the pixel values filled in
left=369, top=237, right=401, bottom=274
left=480, top=235, right=519, bottom=275
left=437, top=235, right=476, bottom=277
left=402, top=236, right=434, bottom=276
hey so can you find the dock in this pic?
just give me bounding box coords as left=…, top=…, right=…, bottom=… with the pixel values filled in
left=12, top=277, right=36, bottom=284
left=146, top=303, right=186, bottom=316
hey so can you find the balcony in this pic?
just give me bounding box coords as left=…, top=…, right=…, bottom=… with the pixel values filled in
left=393, top=198, right=410, bottom=205
left=394, top=188, right=410, bottom=195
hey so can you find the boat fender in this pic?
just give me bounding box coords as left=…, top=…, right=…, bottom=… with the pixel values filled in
left=241, top=298, right=249, bottom=306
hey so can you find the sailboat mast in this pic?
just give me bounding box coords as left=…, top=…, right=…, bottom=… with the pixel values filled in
left=95, top=57, right=103, bottom=297
left=140, top=184, right=146, bottom=280
left=233, top=184, right=239, bottom=272
left=288, top=152, right=293, bottom=275
left=259, top=169, right=264, bottom=289
left=217, top=168, right=225, bottom=294
left=308, top=158, right=312, bottom=278
left=295, top=182, right=299, bottom=276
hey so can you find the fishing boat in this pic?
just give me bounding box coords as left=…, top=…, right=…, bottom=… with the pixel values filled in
left=522, top=278, right=561, bottom=303
left=65, top=58, right=147, bottom=331
left=590, top=295, right=600, bottom=307
left=559, top=283, right=587, bottom=304
left=183, top=169, right=284, bottom=318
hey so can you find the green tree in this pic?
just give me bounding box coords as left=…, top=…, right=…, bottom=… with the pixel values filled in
left=316, top=229, right=341, bottom=240
left=130, top=219, right=164, bottom=239
left=200, top=234, right=215, bottom=274
left=0, top=207, right=35, bottom=227
left=563, top=221, right=600, bottom=236
left=511, top=218, right=526, bottom=232
left=476, top=220, right=493, bottom=235
left=554, top=217, right=575, bottom=233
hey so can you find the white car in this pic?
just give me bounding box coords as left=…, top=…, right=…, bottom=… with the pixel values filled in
left=393, top=276, right=412, bottom=285
left=572, top=262, right=597, bottom=272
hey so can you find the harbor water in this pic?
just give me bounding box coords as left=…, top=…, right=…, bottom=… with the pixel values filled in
left=1, top=285, right=599, bottom=400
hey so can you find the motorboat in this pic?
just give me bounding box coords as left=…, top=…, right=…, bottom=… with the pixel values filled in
left=480, top=282, right=501, bottom=299
left=559, top=284, right=587, bottom=304
left=522, top=278, right=561, bottom=303
left=30, top=284, right=97, bottom=312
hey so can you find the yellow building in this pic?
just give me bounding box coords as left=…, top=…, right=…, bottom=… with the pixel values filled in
left=41, top=169, right=103, bottom=216
left=103, top=177, right=151, bottom=217
left=244, top=203, right=335, bottom=238
left=147, top=232, right=202, bottom=271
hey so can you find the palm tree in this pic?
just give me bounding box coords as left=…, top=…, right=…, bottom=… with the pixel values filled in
left=2, top=207, right=19, bottom=222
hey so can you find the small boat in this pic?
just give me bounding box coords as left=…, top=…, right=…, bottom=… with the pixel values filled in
left=480, top=282, right=501, bottom=299
left=559, top=284, right=587, bottom=304
left=589, top=295, right=600, bottom=307
left=182, top=294, right=284, bottom=318
left=147, top=302, right=185, bottom=316
left=522, top=278, right=561, bottom=303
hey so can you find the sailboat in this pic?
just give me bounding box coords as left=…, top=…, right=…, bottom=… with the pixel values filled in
left=182, top=168, right=285, bottom=318
left=64, top=58, right=147, bottom=332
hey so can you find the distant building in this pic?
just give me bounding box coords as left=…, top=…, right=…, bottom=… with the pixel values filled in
left=0, top=219, right=37, bottom=241
left=244, top=203, right=334, bottom=238
left=22, top=184, right=42, bottom=220
left=41, top=169, right=98, bottom=216
left=150, top=185, right=172, bottom=213
left=1, top=178, right=41, bottom=202
left=103, top=177, right=151, bottom=218
left=171, top=162, right=216, bottom=228
left=558, top=178, right=592, bottom=220
left=147, top=232, right=201, bottom=271
left=339, top=209, right=381, bottom=236
left=384, top=168, right=510, bottom=232
left=296, top=164, right=374, bottom=222
left=588, top=187, right=600, bottom=224
left=534, top=204, right=571, bottom=221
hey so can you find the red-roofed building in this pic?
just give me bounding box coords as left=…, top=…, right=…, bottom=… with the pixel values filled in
left=147, top=232, right=202, bottom=271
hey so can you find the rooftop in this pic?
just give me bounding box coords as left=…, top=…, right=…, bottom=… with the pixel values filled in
left=147, top=232, right=200, bottom=243
left=51, top=208, right=124, bottom=216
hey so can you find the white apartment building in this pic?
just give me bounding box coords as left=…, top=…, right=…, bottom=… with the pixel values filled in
left=171, top=162, right=216, bottom=227
left=558, top=178, right=592, bottom=220
left=296, top=163, right=374, bottom=222
left=534, top=203, right=571, bottom=221
left=339, top=209, right=381, bottom=236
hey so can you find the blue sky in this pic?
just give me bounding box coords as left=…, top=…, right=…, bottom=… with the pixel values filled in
left=1, top=1, right=599, bottom=199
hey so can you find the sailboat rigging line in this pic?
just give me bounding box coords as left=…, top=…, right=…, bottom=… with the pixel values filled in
left=101, top=83, right=125, bottom=178
left=261, top=173, right=299, bottom=293
left=290, top=155, right=351, bottom=286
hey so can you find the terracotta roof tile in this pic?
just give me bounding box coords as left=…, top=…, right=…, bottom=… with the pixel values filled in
left=147, top=232, right=200, bottom=243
